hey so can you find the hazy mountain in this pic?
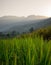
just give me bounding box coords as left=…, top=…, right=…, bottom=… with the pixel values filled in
left=0, top=15, right=50, bottom=33
left=5, top=18, right=51, bottom=33
left=0, top=15, right=47, bottom=20
left=26, top=15, right=47, bottom=20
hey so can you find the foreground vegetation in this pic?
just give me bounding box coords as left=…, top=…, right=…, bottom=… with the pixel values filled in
left=0, top=26, right=51, bottom=65
left=0, top=36, right=51, bottom=65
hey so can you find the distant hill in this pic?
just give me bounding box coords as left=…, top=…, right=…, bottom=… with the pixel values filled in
left=0, top=15, right=50, bottom=33
left=0, top=16, right=25, bottom=20
left=26, top=15, right=47, bottom=20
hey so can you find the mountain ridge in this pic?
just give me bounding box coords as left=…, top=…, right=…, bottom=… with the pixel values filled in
left=0, top=15, right=48, bottom=20
left=0, top=15, right=51, bottom=33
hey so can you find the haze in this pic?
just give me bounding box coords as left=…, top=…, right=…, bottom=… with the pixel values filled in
left=0, top=0, right=51, bottom=17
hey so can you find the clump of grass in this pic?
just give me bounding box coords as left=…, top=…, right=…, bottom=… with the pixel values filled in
left=0, top=36, right=51, bottom=65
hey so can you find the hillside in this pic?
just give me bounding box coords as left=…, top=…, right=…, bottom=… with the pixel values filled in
left=0, top=15, right=48, bottom=33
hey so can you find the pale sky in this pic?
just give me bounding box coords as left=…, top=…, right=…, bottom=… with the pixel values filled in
left=0, top=0, right=51, bottom=17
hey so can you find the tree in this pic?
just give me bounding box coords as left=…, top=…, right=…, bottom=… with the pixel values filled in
left=0, top=32, right=4, bottom=37
left=6, top=33, right=10, bottom=37
left=29, top=27, right=34, bottom=32
left=11, top=31, right=17, bottom=36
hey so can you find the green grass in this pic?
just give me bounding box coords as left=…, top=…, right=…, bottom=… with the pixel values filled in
left=0, top=36, right=51, bottom=65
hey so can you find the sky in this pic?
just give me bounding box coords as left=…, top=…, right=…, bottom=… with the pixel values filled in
left=0, top=0, right=51, bottom=17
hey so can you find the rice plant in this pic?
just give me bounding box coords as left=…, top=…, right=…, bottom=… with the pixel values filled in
left=0, top=36, right=51, bottom=65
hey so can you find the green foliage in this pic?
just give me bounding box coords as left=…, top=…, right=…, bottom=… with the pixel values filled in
left=36, top=26, right=51, bottom=40
left=0, top=36, right=51, bottom=65
left=25, top=26, right=51, bottom=40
